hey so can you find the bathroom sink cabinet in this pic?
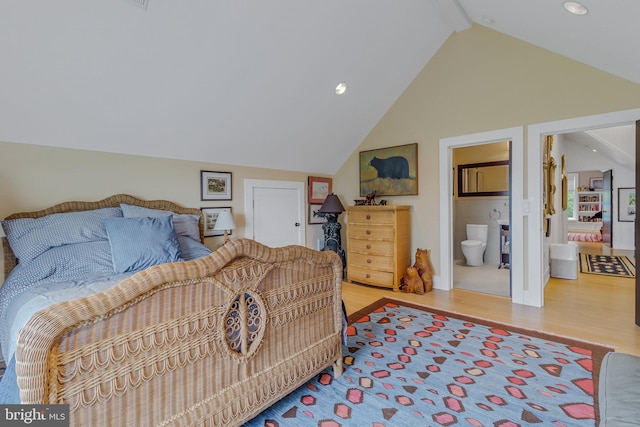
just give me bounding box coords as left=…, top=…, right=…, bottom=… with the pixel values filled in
left=346, top=205, right=410, bottom=291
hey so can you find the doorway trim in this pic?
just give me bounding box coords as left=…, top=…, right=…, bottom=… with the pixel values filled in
left=527, top=108, right=640, bottom=307
left=243, top=178, right=306, bottom=246
left=439, top=126, right=525, bottom=304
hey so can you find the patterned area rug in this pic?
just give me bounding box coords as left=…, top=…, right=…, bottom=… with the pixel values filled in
left=246, top=298, right=612, bottom=426
left=579, top=253, right=636, bottom=278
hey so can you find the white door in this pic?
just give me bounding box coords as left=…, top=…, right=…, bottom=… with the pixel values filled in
left=244, top=179, right=305, bottom=248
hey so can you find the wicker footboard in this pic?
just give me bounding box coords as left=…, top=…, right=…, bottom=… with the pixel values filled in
left=15, top=239, right=343, bottom=426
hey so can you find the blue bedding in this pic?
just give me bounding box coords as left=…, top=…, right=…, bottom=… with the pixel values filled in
left=0, top=272, right=131, bottom=404
left=0, top=357, right=18, bottom=403
left=0, top=241, right=128, bottom=363
left=0, top=207, right=212, bottom=403
left=0, top=245, right=131, bottom=404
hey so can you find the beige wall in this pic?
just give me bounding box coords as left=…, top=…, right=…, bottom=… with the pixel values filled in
left=334, top=24, right=640, bottom=275
left=0, top=141, right=328, bottom=279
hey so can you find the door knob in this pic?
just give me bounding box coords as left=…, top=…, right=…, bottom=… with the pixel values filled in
left=295, top=222, right=300, bottom=227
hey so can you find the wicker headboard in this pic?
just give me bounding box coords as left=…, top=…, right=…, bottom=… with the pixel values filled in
left=2, top=194, right=205, bottom=278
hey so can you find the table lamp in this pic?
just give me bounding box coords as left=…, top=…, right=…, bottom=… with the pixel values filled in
left=213, top=210, right=236, bottom=244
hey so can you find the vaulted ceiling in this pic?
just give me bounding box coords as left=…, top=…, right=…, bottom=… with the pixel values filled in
left=1, top=1, right=638, bottom=174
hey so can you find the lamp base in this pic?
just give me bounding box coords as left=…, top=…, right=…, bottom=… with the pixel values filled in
left=322, top=220, right=346, bottom=277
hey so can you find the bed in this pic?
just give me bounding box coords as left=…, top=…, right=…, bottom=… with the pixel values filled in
left=567, top=220, right=603, bottom=243
left=0, top=194, right=344, bottom=426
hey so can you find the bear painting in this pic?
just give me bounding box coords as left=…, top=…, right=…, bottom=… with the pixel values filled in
left=369, top=156, right=409, bottom=179
left=359, top=143, right=418, bottom=196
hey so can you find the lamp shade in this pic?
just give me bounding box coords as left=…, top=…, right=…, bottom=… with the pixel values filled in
left=213, top=210, right=236, bottom=231
left=318, top=193, right=345, bottom=214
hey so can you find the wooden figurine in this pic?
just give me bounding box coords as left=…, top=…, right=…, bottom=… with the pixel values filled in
left=399, top=248, right=434, bottom=294
left=414, top=248, right=434, bottom=293
left=399, top=266, right=424, bottom=294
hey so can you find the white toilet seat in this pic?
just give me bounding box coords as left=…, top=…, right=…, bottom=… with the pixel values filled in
left=462, top=224, right=489, bottom=267
left=461, top=239, right=487, bottom=266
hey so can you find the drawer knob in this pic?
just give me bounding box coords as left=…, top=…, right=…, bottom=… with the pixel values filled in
left=366, top=244, right=371, bottom=249
left=367, top=259, right=372, bottom=263
left=366, top=214, right=371, bottom=220
left=366, top=273, right=371, bottom=278
left=366, top=230, right=371, bottom=235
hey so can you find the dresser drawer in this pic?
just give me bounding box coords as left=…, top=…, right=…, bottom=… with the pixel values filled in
left=348, top=239, right=394, bottom=255
left=348, top=210, right=395, bottom=225
left=348, top=225, right=395, bottom=240
left=348, top=266, right=395, bottom=288
left=348, top=252, right=394, bottom=271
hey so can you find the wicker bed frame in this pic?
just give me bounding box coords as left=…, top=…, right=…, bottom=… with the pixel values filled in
left=1, top=195, right=344, bottom=426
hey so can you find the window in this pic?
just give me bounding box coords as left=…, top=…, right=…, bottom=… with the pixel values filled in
left=566, top=173, right=579, bottom=221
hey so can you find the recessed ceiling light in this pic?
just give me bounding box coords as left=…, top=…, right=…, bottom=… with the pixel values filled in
left=564, top=1, right=588, bottom=16
left=335, top=82, right=347, bottom=95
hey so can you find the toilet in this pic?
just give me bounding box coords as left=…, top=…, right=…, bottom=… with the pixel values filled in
left=461, top=224, right=488, bottom=266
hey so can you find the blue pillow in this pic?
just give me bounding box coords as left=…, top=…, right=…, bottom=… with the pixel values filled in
left=1, top=207, right=122, bottom=263
left=177, top=235, right=212, bottom=260
left=120, top=204, right=201, bottom=242
left=103, top=216, right=183, bottom=273
left=5, top=241, right=115, bottom=286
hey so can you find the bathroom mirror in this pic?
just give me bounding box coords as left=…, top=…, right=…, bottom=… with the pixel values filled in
left=457, top=160, right=509, bottom=197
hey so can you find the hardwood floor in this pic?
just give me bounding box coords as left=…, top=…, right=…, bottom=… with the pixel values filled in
left=343, top=241, right=640, bottom=357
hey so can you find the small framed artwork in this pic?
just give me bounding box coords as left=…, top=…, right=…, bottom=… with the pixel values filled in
left=359, top=143, right=418, bottom=196
left=618, top=187, right=636, bottom=222
left=201, top=207, right=232, bottom=237
left=308, top=176, right=332, bottom=204
left=309, top=203, right=327, bottom=224
left=589, top=177, right=603, bottom=191
left=201, top=171, right=232, bottom=201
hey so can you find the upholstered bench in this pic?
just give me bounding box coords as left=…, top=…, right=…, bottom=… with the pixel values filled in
left=599, top=352, right=640, bottom=426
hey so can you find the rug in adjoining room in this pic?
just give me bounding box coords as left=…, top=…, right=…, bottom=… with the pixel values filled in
left=246, top=298, right=612, bottom=426
left=579, top=253, right=636, bottom=278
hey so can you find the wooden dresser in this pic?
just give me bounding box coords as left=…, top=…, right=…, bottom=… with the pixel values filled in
left=346, top=205, right=410, bottom=291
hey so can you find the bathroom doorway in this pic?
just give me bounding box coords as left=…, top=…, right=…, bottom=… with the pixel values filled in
left=452, top=142, right=511, bottom=297
left=438, top=126, right=524, bottom=304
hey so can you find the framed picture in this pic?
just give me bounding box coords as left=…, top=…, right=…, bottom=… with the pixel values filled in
left=618, top=187, right=636, bottom=222
left=201, top=171, right=232, bottom=201
left=308, top=176, right=332, bottom=204
left=308, top=203, right=327, bottom=224
left=359, top=143, right=418, bottom=196
left=589, top=177, right=603, bottom=191
left=201, top=207, right=232, bottom=237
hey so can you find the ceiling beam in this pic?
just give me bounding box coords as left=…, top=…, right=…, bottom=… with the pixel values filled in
left=432, top=0, right=472, bottom=32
